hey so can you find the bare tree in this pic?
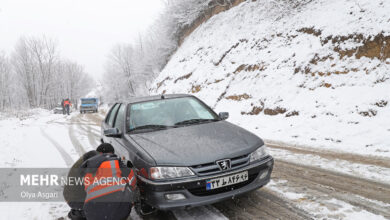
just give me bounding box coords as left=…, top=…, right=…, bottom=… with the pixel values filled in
left=29, top=36, right=58, bottom=107
left=62, top=61, right=94, bottom=107
left=0, top=53, right=12, bottom=110
left=108, top=45, right=135, bottom=95
left=0, top=35, right=94, bottom=111
left=12, top=37, right=38, bottom=107
left=103, top=43, right=156, bottom=102
left=102, top=0, right=219, bottom=102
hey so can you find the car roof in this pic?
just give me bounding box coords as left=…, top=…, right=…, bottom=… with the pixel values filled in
left=125, top=94, right=193, bottom=104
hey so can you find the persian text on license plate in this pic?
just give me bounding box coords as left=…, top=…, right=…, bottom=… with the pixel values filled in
left=206, top=171, right=248, bottom=190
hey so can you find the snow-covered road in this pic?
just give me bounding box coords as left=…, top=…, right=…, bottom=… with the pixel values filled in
left=0, top=110, right=389, bottom=219
left=0, top=110, right=229, bottom=220
left=0, top=110, right=102, bottom=219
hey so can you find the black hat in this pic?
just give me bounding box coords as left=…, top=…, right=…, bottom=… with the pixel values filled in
left=96, top=143, right=115, bottom=154
left=82, top=150, right=99, bottom=161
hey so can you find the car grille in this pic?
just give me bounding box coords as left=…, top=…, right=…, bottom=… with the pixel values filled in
left=187, top=172, right=258, bottom=196
left=191, top=154, right=250, bottom=176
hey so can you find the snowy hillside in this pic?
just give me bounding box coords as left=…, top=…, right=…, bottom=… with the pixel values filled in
left=151, top=0, right=390, bottom=158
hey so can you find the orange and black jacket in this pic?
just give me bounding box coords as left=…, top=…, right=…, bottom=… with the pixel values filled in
left=63, top=100, right=71, bottom=106
left=80, top=154, right=136, bottom=203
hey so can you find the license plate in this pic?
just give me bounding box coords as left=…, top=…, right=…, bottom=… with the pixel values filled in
left=206, top=171, right=248, bottom=190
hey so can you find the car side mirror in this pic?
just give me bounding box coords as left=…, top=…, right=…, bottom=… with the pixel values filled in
left=219, top=112, right=229, bottom=120
left=104, top=128, right=122, bottom=138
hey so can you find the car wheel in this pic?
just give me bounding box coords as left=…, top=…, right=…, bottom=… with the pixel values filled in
left=135, top=199, right=156, bottom=216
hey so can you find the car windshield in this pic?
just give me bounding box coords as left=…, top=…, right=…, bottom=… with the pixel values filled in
left=81, top=99, right=96, bottom=104
left=128, top=97, right=219, bottom=131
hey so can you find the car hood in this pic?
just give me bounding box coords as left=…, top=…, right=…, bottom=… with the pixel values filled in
left=128, top=121, right=263, bottom=166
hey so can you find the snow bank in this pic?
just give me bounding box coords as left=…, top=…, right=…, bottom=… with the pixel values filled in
left=151, top=0, right=390, bottom=157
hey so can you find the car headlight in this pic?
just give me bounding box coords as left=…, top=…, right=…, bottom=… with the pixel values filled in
left=150, top=167, right=195, bottom=180
left=249, top=145, right=268, bottom=162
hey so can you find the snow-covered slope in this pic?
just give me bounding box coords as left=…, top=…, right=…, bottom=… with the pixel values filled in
left=151, top=0, right=390, bottom=157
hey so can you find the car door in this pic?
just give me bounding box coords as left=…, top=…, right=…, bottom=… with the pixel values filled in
left=102, top=103, right=120, bottom=144
left=110, top=104, right=128, bottom=161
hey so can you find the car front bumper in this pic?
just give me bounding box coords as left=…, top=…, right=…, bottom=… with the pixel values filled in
left=138, top=156, right=274, bottom=210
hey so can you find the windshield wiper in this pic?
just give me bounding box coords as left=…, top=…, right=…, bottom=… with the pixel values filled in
left=129, top=124, right=170, bottom=132
left=174, top=118, right=219, bottom=126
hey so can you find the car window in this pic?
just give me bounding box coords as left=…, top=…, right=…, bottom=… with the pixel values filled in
left=187, top=98, right=215, bottom=119
left=105, top=104, right=113, bottom=123
left=114, top=104, right=126, bottom=132
left=107, top=104, right=120, bottom=127
left=128, top=97, right=218, bottom=130
left=105, top=104, right=117, bottom=123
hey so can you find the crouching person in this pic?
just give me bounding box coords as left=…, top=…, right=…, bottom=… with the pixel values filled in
left=81, top=143, right=137, bottom=220
left=64, top=150, right=99, bottom=220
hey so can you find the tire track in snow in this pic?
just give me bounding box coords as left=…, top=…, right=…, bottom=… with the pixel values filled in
left=274, top=160, right=390, bottom=214
left=214, top=188, right=310, bottom=219
left=68, top=117, right=87, bottom=156
left=275, top=160, right=390, bottom=204
left=74, top=116, right=100, bottom=135
left=73, top=117, right=100, bottom=148
left=85, top=124, right=100, bottom=147
left=40, top=128, right=74, bottom=166
left=81, top=113, right=104, bottom=127
left=266, top=141, right=390, bottom=168
left=81, top=124, right=100, bottom=134
left=126, top=206, right=227, bottom=220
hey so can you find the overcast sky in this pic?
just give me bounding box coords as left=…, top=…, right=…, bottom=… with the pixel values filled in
left=0, top=0, right=164, bottom=80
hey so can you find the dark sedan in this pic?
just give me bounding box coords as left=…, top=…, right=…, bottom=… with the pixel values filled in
left=101, top=94, right=273, bottom=214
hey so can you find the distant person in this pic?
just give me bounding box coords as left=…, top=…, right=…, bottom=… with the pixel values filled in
left=80, top=143, right=137, bottom=220
left=61, top=99, right=65, bottom=115
left=63, top=150, right=99, bottom=220
left=64, top=99, right=72, bottom=115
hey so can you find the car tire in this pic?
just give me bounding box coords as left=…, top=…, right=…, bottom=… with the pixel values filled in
left=134, top=200, right=156, bottom=216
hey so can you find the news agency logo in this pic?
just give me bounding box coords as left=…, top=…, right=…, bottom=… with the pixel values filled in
left=0, top=168, right=134, bottom=202
left=216, top=159, right=231, bottom=171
